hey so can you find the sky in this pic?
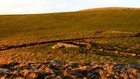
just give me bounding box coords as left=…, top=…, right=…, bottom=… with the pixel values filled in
left=0, top=0, right=140, bottom=14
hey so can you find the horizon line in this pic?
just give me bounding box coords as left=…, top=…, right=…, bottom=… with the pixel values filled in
left=0, top=6, right=140, bottom=15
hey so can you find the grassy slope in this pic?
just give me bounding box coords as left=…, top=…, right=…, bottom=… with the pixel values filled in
left=0, top=10, right=140, bottom=45
left=0, top=10, right=140, bottom=38
left=0, top=10, right=140, bottom=64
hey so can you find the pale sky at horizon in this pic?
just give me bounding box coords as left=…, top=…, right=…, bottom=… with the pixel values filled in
left=0, top=0, right=140, bottom=14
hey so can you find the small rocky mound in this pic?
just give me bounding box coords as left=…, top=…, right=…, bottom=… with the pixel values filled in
left=0, top=60, right=139, bottom=79
left=52, top=42, right=89, bottom=49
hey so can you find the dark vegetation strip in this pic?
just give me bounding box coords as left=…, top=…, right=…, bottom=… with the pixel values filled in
left=0, top=35, right=139, bottom=51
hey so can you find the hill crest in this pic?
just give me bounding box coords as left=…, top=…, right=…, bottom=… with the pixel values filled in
left=80, top=7, right=140, bottom=11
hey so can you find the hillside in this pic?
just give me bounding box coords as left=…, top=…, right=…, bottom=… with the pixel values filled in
left=0, top=9, right=140, bottom=39
left=0, top=8, right=140, bottom=64
left=0, top=7, right=140, bottom=79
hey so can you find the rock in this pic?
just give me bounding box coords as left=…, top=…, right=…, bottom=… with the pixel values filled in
left=98, top=48, right=104, bottom=51
left=52, top=42, right=80, bottom=49
left=119, top=52, right=127, bottom=55
left=120, top=73, right=129, bottom=79
left=129, top=73, right=137, bottom=79
left=58, top=42, right=80, bottom=48
left=66, top=62, right=79, bottom=68
left=0, top=76, right=6, bottom=79
left=77, top=66, right=88, bottom=71
left=127, top=68, right=138, bottom=79
left=137, top=54, right=140, bottom=56
left=107, top=74, right=115, bottom=78
left=14, top=77, right=25, bottom=79
left=0, top=68, right=12, bottom=74
left=69, top=70, right=79, bottom=75
left=48, top=60, right=63, bottom=69
left=52, top=41, right=92, bottom=49
left=87, top=67, right=104, bottom=78
left=13, top=70, right=20, bottom=76
left=44, top=75, right=55, bottom=79
left=52, top=45, right=59, bottom=49
left=131, top=54, right=137, bottom=56
left=45, top=67, right=54, bottom=75
left=90, top=62, right=99, bottom=66
left=101, top=75, right=108, bottom=79
left=123, top=53, right=136, bottom=56
left=62, top=69, right=70, bottom=76
left=38, top=72, right=47, bottom=79
left=91, top=64, right=100, bottom=69
left=38, top=65, right=46, bottom=71
left=22, top=69, right=30, bottom=77
left=27, top=72, right=38, bottom=79
left=70, top=75, right=77, bottom=79
left=75, top=74, right=84, bottom=78
left=34, top=66, right=53, bottom=76
left=19, top=63, right=26, bottom=67
left=114, top=51, right=119, bottom=54
left=95, top=30, right=104, bottom=34
left=86, top=43, right=92, bottom=48
left=130, top=64, right=140, bottom=69
left=56, top=76, right=62, bottom=79
left=106, top=64, right=114, bottom=74
left=27, top=66, right=35, bottom=71
left=137, top=75, right=140, bottom=79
